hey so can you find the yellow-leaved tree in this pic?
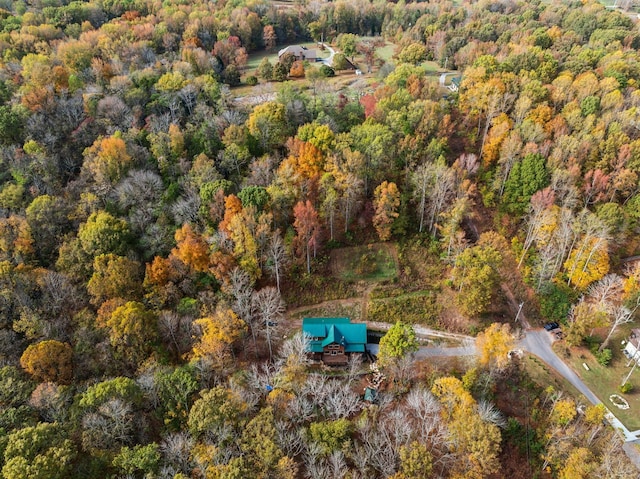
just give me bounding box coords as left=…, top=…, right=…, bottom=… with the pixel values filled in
left=431, top=376, right=501, bottom=479
left=193, top=308, right=247, bottom=373
left=475, top=323, right=515, bottom=371
left=564, top=237, right=609, bottom=290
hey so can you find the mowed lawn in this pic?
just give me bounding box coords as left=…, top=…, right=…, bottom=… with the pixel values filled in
left=564, top=346, right=640, bottom=430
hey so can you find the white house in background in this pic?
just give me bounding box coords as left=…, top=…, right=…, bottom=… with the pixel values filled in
left=623, top=328, right=640, bottom=364
left=277, top=45, right=317, bottom=62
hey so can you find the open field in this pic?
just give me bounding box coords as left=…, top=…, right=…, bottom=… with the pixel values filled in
left=374, top=40, right=395, bottom=63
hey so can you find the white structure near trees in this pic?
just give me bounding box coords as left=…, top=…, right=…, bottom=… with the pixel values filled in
left=623, top=329, right=640, bottom=365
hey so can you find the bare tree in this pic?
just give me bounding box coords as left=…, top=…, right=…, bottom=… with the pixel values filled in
left=599, top=304, right=635, bottom=352
left=275, top=420, right=306, bottom=459
left=405, top=387, right=442, bottom=439
left=586, top=274, right=623, bottom=307
left=346, top=353, right=364, bottom=384
left=384, top=408, right=413, bottom=451
left=341, top=173, right=364, bottom=234
left=160, top=432, right=194, bottom=474
left=361, top=428, right=397, bottom=477
left=325, top=380, right=361, bottom=419
left=266, top=231, right=288, bottom=294
left=328, top=450, right=348, bottom=479
left=477, top=399, right=507, bottom=428
left=413, top=161, right=456, bottom=235
left=158, top=311, right=194, bottom=357
left=82, top=398, right=135, bottom=451
left=251, top=286, right=285, bottom=359
left=228, top=267, right=255, bottom=335
left=276, top=332, right=310, bottom=369
left=171, top=189, right=201, bottom=224
left=519, top=188, right=556, bottom=268
left=596, top=432, right=639, bottom=478
left=287, top=394, right=316, bottom=424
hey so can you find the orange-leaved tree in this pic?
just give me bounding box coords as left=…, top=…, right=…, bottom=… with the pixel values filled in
left=172, top=224, right=210, bottom=273
left=373, top=181, right=400, bottom=241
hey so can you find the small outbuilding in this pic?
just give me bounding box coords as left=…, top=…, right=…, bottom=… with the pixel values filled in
left=302, top=317, right=367, bottom=365
left=623, top=329, right=640, bottom=365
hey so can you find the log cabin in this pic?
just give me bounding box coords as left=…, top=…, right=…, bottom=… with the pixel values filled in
left=302, top=317, right=367, bottom=366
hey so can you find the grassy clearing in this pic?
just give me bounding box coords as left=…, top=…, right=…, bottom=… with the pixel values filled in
left=330, top=244, right=398, bottom=282
left=421, top=60, right=440, bottom=73
left=287, top=302, right=363, bottom=322
left=375, top=41, right=396, bottom=63
left=282, top=273, right=359, bottom=308
left=522, top=354, right=584, bottom=400
left=367, top=290, right=441, bottom=326
left=562, top=345, right=640, bottom=430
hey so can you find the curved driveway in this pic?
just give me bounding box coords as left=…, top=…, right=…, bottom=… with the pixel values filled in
left=319, top=43, right=335, bottom=67
left=518, top=331, right=600, bottom=404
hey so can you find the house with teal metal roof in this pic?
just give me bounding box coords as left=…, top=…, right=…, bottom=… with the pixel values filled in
left=302, top=317, right=367, bottom=365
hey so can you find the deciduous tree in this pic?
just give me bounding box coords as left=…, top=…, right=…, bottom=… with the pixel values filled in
left=2, top=423, right=76, bottom=479
left=378, top=321, right=418, bottom=368
left=192, top=307, right=247, bottom=373
left=373, top=181, right=400, bottom=241
left=293, top=200, right=321, bottom=274
left=87, top=254, right=143, bottom=306
left=20, top=340, right=73, bottom=384
left=104, top=301, right=158, bottom=368
left=266, top=231, right=288, bottom=293
left=172, top=224, right=210, bottom=273
left=263, top=25, right=277, bottom=52
left=82, top=133, right=133, bottom=187
left=451, top=241, right=502, bottom=317
left=247, top=101, right=288, bottom=151
left=475, top=323, right=514, bottom=371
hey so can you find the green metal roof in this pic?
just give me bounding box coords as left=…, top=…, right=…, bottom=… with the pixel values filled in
left=303, top=317, right=351, bottom=325
left=302, top=318, right=366, bottom=353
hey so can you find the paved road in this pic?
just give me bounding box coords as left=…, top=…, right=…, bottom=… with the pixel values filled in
left=293, top=310, right=640, bottom=448
left=518, top=331, right=600, bottom=404
left=519, top=330, right=640, bottom=443
left=394, top=323, right=640, bottom=443
left=439, top=72, right=455, bottom=86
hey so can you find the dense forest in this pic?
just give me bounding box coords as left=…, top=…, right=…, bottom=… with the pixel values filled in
left=1, top=0, right=640, bottom=476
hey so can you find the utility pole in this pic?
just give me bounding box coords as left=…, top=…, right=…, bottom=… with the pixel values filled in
left=514, top=302, right=524, bottom=323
